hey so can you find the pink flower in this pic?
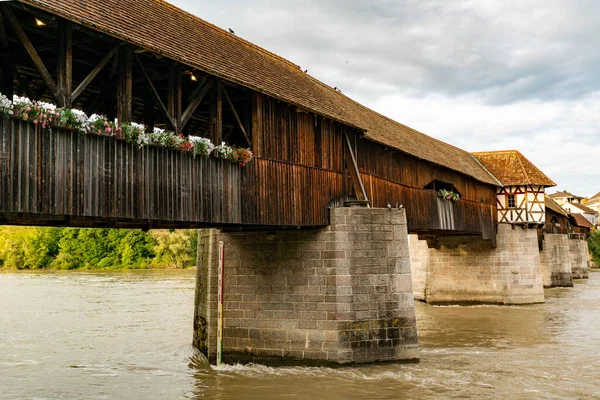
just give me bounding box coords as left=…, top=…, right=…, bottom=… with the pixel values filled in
left=26, top=107, right=31, bottom=112
left=105, top=127, right=111, bottom=133
left=33, top=120, right=38, bottom=124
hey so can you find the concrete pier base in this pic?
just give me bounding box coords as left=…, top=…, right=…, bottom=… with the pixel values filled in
left=570, top=239, right=589, bottom=279
left=540, top=234, right=573, bottom=287
left=409, top=224, right=545, bottom=305
left=193, top=208, right=419, bottom=366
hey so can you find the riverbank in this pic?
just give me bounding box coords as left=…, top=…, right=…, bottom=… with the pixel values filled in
left=0, top=226, right=197, bottom=270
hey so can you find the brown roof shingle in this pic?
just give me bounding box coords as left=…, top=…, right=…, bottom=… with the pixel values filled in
left=570, top=213, right=594, bottom=229
left=17, top=0, right=498, bottom=185
left=472, top=150, right=556, bottom=187
left=567, top=202, right=598, bottom=215
left=545, top=195, right=568, bottom=217
left=549, top=190, right=584, bottom=199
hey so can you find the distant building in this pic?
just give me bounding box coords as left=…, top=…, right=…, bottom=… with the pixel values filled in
left=549, top=190, right=585, bottom=206
left=584, top=192, right=600, bottom=214
left=563, top=202, right=598, bottom=227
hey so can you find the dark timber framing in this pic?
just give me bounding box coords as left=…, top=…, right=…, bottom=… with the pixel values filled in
left=0, top=1, right=498, bottom=242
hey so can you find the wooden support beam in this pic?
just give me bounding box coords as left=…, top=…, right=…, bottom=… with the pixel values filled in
left=134, top=53, right=177, bottom=130
left=116, top=45, right=132, bottom=122
left=57, top=19, right=72, bottom=108
left=0, top=4, right=63, bottom=106
left=0, top=13, right=12, bottom=99
left=343, top=133, right=369, bottom=204
left=0, top=12, right=8, bottom=49
left=71, top=44, right=120, bottom=102
left=166, top=63, right=182, bottom=130
left=175, top=65, right=182, bottom=130
left=180, top=78, right=211, bottom=129
left=144, top=87, right=155, bottom=132
left=84, top=55, right=118, bottom=115
left=12, top=66, right=33, bottom=99
left=0, top=62, right=13, bottom=99
left=210, top=80, right=223, bottom=144
left=222, top=85, right=251, bottom=147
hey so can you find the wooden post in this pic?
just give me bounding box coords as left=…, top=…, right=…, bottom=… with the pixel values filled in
left=57, top=19, right=72, bottom=108
left=167, top=63, right=182, bottom=132
left=210, top=80, right=222, bottom=144
left=0, top=12, right=12, bottom=99
left=144, top=87, right=155, bottom=132
left=0, top=62, right=13, bottom=99
left=116, top=45, right=133, bottom=122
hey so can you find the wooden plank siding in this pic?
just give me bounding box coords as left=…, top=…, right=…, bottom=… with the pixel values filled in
left=0, top=117, right=243, bottom=227
left=0, top=116, right=345, bottom=228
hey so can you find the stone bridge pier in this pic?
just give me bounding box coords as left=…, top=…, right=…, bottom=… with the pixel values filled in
left=540, top=234, right=573, bottom=288
left=569, top=238, right=590, bottom=279
left=193, top=208, right=419, bottom=366
left=409, top=224, right=545, bottom=305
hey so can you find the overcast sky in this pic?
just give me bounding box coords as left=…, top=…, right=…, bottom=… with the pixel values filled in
left=173, top=0, right=599, bottom=196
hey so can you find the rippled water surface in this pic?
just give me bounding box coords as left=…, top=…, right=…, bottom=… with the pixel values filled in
left=1, top=270, right=600, bottom=399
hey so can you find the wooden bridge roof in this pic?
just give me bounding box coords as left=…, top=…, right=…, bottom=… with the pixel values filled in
left=17, top=0, right=498, bottom=186
left=472, top=150, right=556, bottom=187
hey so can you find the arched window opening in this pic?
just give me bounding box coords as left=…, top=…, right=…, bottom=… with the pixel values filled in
left=424, top=180, right=461, bottom=197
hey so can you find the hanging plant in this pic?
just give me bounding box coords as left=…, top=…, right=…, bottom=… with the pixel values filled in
left=438, top=188, right=460, bottom=201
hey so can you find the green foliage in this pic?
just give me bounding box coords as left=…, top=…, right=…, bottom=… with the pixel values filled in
left=151, top=229, right=197, bottom=268
left=588, top=231, right=600, bottom=265
left=0, top=226, right=195, bottom=270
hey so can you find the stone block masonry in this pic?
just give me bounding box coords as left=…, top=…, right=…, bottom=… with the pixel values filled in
left=409, top=224, right=545, bottom=305
left=569, top=239, right=589, bottom=279
left=408, top=234, right=429, bottom=301
left=193, top=207, right=419, bottom=366
left=540, top=234, right=573, bottom=287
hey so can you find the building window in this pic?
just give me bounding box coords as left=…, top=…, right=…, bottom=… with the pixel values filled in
left=507, top=194, right=516, bottom=208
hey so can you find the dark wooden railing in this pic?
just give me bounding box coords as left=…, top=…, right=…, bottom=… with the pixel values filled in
left=0, top=117, right=346, bottom=228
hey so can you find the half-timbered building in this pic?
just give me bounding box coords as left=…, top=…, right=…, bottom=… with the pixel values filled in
left=473, top=150, right=556, bottom=226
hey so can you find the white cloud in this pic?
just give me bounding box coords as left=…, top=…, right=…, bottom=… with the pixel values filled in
left=172, top=0, right=600, bottom=195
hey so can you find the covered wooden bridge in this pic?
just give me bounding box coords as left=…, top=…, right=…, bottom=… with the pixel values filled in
left=0, top=0, right=499, bottom=242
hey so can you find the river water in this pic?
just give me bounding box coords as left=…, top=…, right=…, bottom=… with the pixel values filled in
left=1, top=270, right=599, bottom=399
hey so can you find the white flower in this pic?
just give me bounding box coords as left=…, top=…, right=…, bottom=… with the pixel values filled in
left=71, top=109, right=88, bottom=125
left=12, top=95, right=33, bottom=107
left=0, top=93, right=12, bottom=113
left=189, top=136, right=214, bottom=157
left=36, top=101, right=56, bottom=112
left=131, top=122, right=145, bottom=132
left=137, top=132, right=152, bottom=147
left=153, top=127, right=165, bottom=134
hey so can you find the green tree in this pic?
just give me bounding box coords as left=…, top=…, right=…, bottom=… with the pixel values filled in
left=151, top=229, right=197, bottom=268
left=589, top=231, right=600, bottom=265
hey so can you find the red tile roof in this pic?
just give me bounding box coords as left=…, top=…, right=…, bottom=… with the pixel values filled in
left=17, top=0, right=499, bottom=185
left=549, top=190, right=584, bottom=199
left=568, top=202, right=598, bottom=215
left=472, top=150, right=556, bottom=187
left=570, top=213, right=594, bottom=229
